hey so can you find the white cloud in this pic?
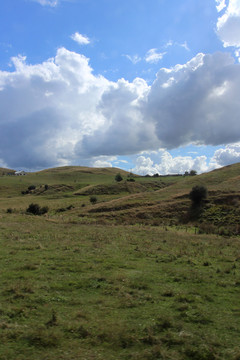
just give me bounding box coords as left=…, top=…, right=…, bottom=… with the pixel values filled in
left=212, top=143, right=240, bottom=165
left=180, top=41, right=190, bottom=51
left=216, top=0, right=240, bottom=48
left=92, top=160, right=112, bottom=167
left=133, top=143, right=240, bottom=176
left=125, top=49, right=167, bottom=65
left=145, top=49, right=166, bottom=64
left=133, top=151, right=210, bottom=175
left=216, top=0, right=227, bottom=12
left=124, top=54, right=142, bottom=64
left=91, top=156, right=117, bottom=168
left=145, top=52, right=240, bottom=149
left=0, top=48, right=110, bottom=169
left=117, top=160, right=129, bottom=164
left=164, top=40, right=173, bottom=48
left=32, top=0, right=58, bottom=7
left=0, top=49, right=240, bottom=170
left=71, top=32, right=90, bottom=45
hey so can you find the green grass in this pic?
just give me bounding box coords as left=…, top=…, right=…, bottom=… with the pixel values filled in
left=0, top=214, right=240, bottom=359
left=0, top=164, right=240, bottom=359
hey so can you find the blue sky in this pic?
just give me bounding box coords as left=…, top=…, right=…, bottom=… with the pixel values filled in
left=0, top=0, right=240, bottom=174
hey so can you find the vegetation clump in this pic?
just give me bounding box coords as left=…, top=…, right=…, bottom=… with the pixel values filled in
left=26, top=203, right=49, bottom=215
left=90, top=195, right=97, bottom=205
left=115, top=173, right=123, bottom=182
left=189, top=185, right=208, bottom=206
left=22, top=185, right=36, bottom=195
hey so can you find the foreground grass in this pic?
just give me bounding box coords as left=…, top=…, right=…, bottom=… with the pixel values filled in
left=0, top=214, right=240, bottom=359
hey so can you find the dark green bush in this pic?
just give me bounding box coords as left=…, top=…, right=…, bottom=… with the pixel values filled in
left=90, top=196, right=97, bottom=205
left=40, top=206, right=49, bottom=215
left=27, top=203, right=49, bottom=215
left=115, top=173, right=123, bottom=182
left=189, top=185, right=208, bottom=206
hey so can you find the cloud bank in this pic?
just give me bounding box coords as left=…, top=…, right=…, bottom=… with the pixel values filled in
left=133, top=152, right=211, bottom=176
left=216, top=0, right=240, bottom=49
left=0, top=47, right=240, bottom=170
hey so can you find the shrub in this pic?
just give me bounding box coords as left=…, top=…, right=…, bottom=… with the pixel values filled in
left=40, top=206, right=49, bottom=215
left=66, top=205, right=74, bottom=210
left=189, top=185, right=208, bottom=206
left=90, top=196, right=97, bottom=205
left=27, top=203, right=49, bottom=215
left=115, top=173, right=123, bottom=182
left=6, top=208, right=13, bottom=214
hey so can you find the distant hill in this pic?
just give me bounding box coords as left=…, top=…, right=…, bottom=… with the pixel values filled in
left=0, top=167, right=15, bottom=176
left=36, top=166, right=130, bottom=176
left=1, top=162, right=240, bottom=233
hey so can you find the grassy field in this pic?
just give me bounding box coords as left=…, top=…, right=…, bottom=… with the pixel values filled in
left=0, top=165, right=240, bottom=359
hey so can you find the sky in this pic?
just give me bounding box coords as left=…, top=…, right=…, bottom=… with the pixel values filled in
left=0, top=0, right=240, bottom=175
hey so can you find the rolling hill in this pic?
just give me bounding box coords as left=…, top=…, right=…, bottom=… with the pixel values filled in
left=0, top=163, right=240, bottom=233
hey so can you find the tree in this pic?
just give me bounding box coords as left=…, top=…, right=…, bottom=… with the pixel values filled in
left=115, top=173, right=123, bottom=182
left=190, top=170, right=197, bottom=176
left=189, top=185, right=208, bottom=206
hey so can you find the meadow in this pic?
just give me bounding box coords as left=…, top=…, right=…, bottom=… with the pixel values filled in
left=0, top=165, right=240, bottom=359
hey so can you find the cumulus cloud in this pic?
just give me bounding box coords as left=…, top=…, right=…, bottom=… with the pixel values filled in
left=0, top=48, right=240, bottom=170
left=132, top=142, right=240, bottom=176
left=145, top=52, right=240, bottom=149
left=71, top=32, right=90, bottom=46
left=77, top=77, right=154, bottom=157
left=133, top=151, right=210, bottom=175
left=91, top=156, right=117, bottom=168
left=0, top=48, right=110, bottom=169
left=212, top=142, right=240, bottom=165
left=145, top=49, right=166, bottom=64
left=216, top=0, right=240, bottom=48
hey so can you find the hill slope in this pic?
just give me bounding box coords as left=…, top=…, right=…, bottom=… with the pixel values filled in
left=0, top=167, right=15, bottom=176
left=79, top=163, right=240, bottom=230
left=0, top=163, right=240, bottom=233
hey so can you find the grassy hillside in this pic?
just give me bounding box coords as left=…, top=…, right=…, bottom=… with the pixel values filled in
left=0, top=167, right=15, bottom=176
left=0, top=163, right=240, bottom=231
left=72, top=163, right=240, bottom=231
left=0, top=164, right=240, bottom=359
